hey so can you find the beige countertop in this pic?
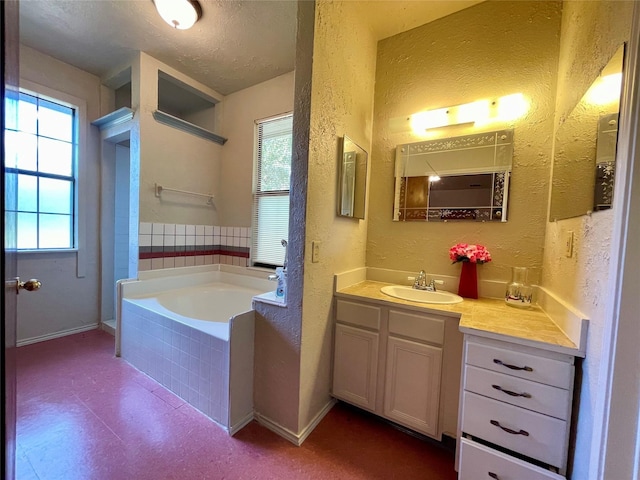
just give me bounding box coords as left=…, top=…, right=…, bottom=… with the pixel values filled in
left=336, top=280, right=580, bottom=356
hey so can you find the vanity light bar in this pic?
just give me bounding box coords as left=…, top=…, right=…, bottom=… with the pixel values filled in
left=406, top=93, right=529, bottom=134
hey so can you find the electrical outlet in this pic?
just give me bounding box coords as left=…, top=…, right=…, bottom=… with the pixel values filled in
left=312, top=241, right=321, bottom=263
left=565, top=230, right=574, bottom=258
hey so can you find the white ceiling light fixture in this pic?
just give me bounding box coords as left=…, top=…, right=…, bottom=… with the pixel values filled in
left=153, top=0, right=202, bottom=30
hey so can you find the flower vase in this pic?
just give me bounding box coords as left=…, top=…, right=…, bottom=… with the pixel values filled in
left=458, top=261, right=478, bottom=299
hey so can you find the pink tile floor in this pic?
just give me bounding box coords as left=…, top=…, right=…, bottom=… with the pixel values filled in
left=17, top=329, right=457, bottom=479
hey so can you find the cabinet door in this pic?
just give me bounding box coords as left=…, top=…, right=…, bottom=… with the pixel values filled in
left=332, top=323, right=379, bottom=411
left=384, top=336, right=442, bottom=438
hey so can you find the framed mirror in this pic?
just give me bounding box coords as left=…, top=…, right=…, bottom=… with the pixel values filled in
left=393, top=130, right=514, bottom=222
left=549, top=45, right=625, bottom=221
left=338, top=135, right=368, bottom=219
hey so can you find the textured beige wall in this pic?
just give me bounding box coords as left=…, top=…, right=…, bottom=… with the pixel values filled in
left=367, top=1, right=562, bottom=286
left=218, top=72, right=295, bottom=226
left=298, top=0, right=378, bottom=429
left=253, top=1, right=313, bottom=434
left=541, top=2, right=633, bottom=478
left=136, top=53, right=224, bottom=225
left=17, top=46, right=102, bottom=341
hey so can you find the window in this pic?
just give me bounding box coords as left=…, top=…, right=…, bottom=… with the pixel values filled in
left=252, top=114, right=293, bottom=268
left=5, top=92, right=76, bottom=250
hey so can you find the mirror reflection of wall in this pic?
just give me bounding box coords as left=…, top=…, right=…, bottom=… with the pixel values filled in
left=549, top=45, right=624, bottom=221
left=338, top=136, right=368, bottom=219
left=393, top=130, right=513, bottom=222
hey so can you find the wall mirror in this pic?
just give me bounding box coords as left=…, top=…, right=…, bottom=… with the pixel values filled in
left=549, top=45, right=625, bottom=221
left=393, top=130, right=514, bottom=222
left=338, top=135, right=368, bottom=219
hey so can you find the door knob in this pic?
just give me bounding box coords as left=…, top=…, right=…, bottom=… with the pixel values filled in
left=16, top=278, right=42, bottom=294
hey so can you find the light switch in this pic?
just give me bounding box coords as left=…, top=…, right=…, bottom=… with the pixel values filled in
left=565, top=231, right=574, bottom=258
left=312, top=241, right=321, bottom=263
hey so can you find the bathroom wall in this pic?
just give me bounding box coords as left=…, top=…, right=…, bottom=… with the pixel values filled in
left=540, top=2, right=633, bottom=478
left=298, top=0, right=378, bottom=429
left=367, top=1, right=562, bottom=285
left=218, top=71, right=295, bottom=227
left=134, top=52, right=224, bottom=226
left=16, top=46, right=102, bottom=343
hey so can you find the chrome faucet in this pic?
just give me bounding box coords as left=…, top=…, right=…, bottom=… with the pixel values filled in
left=413, top=270, right=436, bottom=291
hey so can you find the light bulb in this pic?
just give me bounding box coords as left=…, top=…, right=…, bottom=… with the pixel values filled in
left=153, top=0, right=201, bottom=30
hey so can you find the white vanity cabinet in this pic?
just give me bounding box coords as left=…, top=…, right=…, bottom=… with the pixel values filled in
left=332, top=298, right=455, bottom=440
left=458, top=335, right=575, bottom=480
left=333, top=323, right=379, bottom=411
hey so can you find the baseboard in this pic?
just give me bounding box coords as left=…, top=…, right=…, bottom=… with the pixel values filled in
left=229, top=411, right=254, bottom=436
left=17, top=323, right=99, bottom=347
left=297, top=398, right=337, bottom=445
left=255, top=398, right=336, bottom=446
left=101, top=320, right=116, bottom=336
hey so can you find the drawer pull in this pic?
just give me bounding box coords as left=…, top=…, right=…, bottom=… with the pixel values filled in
left=488, top=474, right=500, bottom=480
left=490, top=419, right=530, bottom=436
left=492, top=384, right=532, bottom=398
left=493, top=359, right=533, bottom=372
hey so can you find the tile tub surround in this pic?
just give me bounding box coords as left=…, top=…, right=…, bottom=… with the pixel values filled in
left=119, top=266, right=273, bottom=433
left=121, top=300, right=231, bottom=427
left=138, top=223, right=251, bottom=271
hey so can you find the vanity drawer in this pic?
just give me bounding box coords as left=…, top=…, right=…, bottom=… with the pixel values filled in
left=459, top=437, right=565, bottom=480
left=461, top=391, right=567, bottom=468
left=466, top=340, right=573, bottom=389
left=464, top=365, right=571, bottom=420
left=388, top=309, right=444, bottom=345
left=336, top=300, right=381, bottom=330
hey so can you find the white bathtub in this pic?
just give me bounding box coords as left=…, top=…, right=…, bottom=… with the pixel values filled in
left=119, top=265, right=273, bottom=434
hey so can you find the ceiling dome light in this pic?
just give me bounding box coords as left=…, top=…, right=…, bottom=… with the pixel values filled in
left=153, top=0, right=202, bottom=30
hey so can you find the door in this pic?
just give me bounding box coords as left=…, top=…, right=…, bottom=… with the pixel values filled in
left=384, top=336, right=442, bottom=438
left=2, top=1, right=20, bottom=478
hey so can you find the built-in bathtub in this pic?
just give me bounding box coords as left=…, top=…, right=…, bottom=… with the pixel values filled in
left=118, top=265, right=274, bottom=434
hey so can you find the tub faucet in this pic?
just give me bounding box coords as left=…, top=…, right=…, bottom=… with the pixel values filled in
left=413, top=270, right=436, bottom=291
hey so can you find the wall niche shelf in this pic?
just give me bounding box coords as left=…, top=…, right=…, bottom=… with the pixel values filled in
left=152, top=110, right=227, bottom=145
left=91, top=107, right=135, bottom=130
left=155, top=70, right=226, bottom=145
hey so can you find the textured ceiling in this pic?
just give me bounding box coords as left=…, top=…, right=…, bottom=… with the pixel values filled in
left=19, top=0, right=481, bottom=96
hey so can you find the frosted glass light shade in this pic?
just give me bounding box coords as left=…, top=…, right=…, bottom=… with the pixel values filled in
left=153, top=0, right=202, bottom=30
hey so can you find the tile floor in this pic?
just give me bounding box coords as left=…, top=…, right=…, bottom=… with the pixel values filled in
left=17, top=329, right=457, bottom=479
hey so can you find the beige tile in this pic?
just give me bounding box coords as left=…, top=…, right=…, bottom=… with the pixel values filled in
left=205, top=255, right=213, bottom=265
left=175, top=257, right=186, bottom=268
left=232, top=257, right=240, bottom=266
left=138, top=259, right=152, bottom=271
left=195, top=255, right=205, bottom=266
left=244, top=258, right=249, bottom=267
left=224, top=255, right=233, bottom=265
left=151, top=258, right=164, bottom=270
left=213, top=255, right=220, bottom=264
left=163, top=257, right=175, bottom=268
left=185, top=256, right=196, bottom=267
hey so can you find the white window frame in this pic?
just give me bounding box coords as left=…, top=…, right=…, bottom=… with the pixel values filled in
left=251, top=112, right=293, bottom=269
left=15, top=80, right=87, bottom=273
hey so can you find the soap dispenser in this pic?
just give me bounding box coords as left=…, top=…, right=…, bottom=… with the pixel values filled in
left=276, top=239, right=288, bottom=299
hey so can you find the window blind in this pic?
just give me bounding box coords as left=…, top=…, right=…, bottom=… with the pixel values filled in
left=251, top=114, right=293, bottom=267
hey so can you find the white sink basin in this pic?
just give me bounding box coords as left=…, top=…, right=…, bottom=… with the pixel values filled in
left=380, top=285, right=463, bottom=304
